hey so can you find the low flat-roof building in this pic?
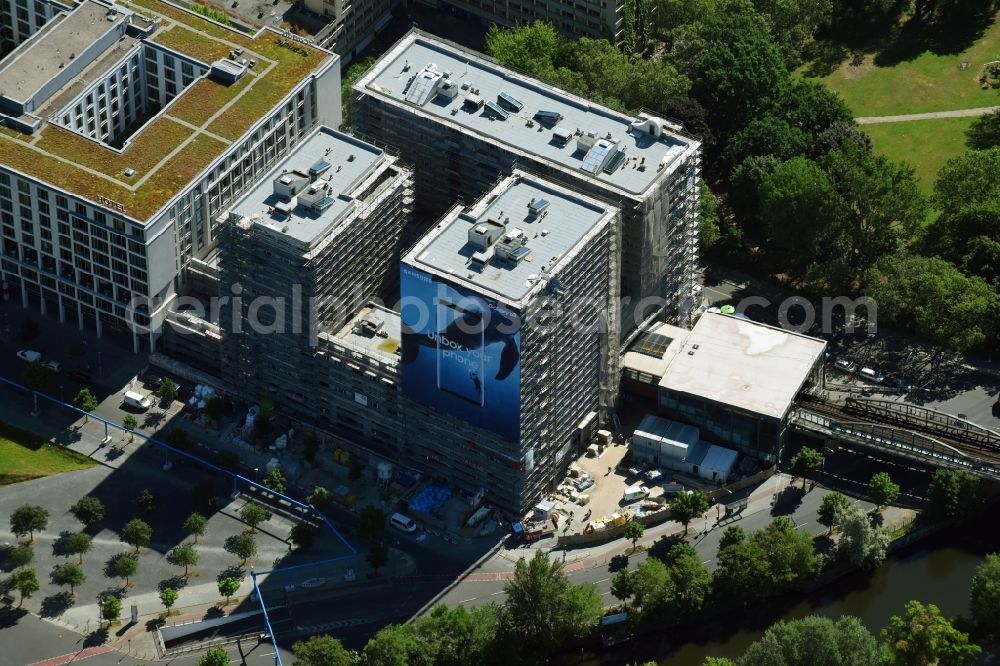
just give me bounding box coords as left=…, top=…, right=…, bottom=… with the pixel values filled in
left=631, top=414, right=738, bottom=484
left=621, top=322, right=689, bottom=398
left=353, top=30, right=701, bottom=334
left=657, top=312, right=827, bottom=461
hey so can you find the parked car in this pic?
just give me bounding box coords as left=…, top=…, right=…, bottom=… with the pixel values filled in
left=623, top=485, right=650, bottom=502
left=859, top=367, right=884, bottom=384
left=834, top=358, right=857, bottom=374
left=16, top=350, right=41, bottom=363
left=575, top=478, right=595, bottom=491
left=645, top=469, right=663, bottom=482
left=42, top=360, right=61, bottom=373
left=299, top=577, right=326, bottom=589
left=67, top=370, right=91, bottom=384
left=343, top=568, right=356, bottom=582
left=123, top=391, right=151, bottom=411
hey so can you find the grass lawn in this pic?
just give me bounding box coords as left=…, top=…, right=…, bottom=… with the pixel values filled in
left=0, top=423, right=94, bottom=486
left=864, top=115, right=976, bottom=196
left=819, top=14, right=1000, bottom=116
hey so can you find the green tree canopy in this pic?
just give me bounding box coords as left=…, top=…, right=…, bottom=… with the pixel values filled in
left=226, top=533, right=257, bottom=564
left=23, top=361, right=49, bottom=393
left=714, top=517, right=819, bottom=604
left=183, top=512, right=208, bottom=543
left=101, top=595, right=121, bottom=624
left=74, top=388, right=98, bottom=418
left=196, top=647, right=230, bottom=666
left=698, top=179, right=722, bottom=252
left=239, top=502, right=267, bottom=532
left=789, top=447, right=824, bottom=488
left=740, top=615, right=882, bottom=666
left=64, top=532, right=92, bottom=564
left=110, top=553, right=138, bottom=586
left=160, top=587, right=178, bottom=612
left=671, top=490, right=710, bottom=535
left=624, top=520, right=645, bottom=549
left=10, top=504, right=48, bottom=542
left=136, top=489, right=158, bottom=515
left=724, top=115, right=811, bottom=168
left=935, top=147, right=1000, bottom=211
left=292, top=634, right=357, bottom=666
left=218, top=576, right=239, bottom=602
left=363, top=623, right=432, bottom=666
left=8, top=544, right=33, bottom=568
left=10, top=567, right=39, bottom=606
left=501, top=550, right=602, bottom=657
left=307, top=486, right=333, bottom=512
left=752, top=0, right=833, bottom=65
left=70, top=496, right=105, bottom=529
left=927, top=469, right=982, bottom=521
left=289, top=523, right=317, bottom=550
left=412, top=603, right=499, bottom=666
left=263, top=467, right=286, bottom=494
left=966, top=110, right=1000, bottom=150
left=818, top=492, right=850, bottom=534
left=167, top=545, right=199, bottom=576
left=834, top=504, right=890, bottom=568
left=882, top=600, right=981, bottom=666
left=970, top=553, right=1000, bottom=636
left=867, top=472, right=900, bottom=509
left=121, top=518, right=152, bottom=552
left=863, top=254, right=998, bottom=351
left=52, top=562, right=85, bottom=595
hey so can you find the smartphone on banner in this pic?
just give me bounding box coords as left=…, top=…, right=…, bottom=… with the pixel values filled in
left=435, top=298, right=485, bottom=406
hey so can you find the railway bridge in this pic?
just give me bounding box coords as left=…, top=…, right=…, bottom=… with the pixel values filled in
left=792, top=396, right=1000, bottom=480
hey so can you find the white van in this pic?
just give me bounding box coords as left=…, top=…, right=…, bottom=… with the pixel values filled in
left=390, top=513, right=417, bottom=533
left=123, top=391, right=151, bottom=411
left=860, top=367, right=884, bottom=384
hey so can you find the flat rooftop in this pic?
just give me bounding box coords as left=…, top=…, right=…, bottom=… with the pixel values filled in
left=404, top=171, right=617, bottom=306
left=357, top=31, right=698, bottom=196
left=658, top=312, right=827, bottom=420
left=622, top=322, right=690, bottom=379
left=0, top=0, right=333, bottom=222
left=229, top=126, right=386, bottom=245
left=0, top=0, right=122, bottom=103
left=334, top=303, right=402, bottom=360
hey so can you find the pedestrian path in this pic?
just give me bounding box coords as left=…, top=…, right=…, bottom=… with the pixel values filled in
left=857, top=105, right=1000, bottom=124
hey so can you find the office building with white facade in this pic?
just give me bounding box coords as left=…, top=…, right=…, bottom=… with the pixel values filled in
left=0, top=0, right=339, bottom=352
left=351, top=30, right=701, bottom=334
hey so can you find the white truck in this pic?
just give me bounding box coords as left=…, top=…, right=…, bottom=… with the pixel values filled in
left=123, top=391, right=151, bottom=411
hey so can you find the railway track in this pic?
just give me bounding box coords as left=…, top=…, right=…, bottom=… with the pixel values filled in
left=794, top=394, right=1000, bottom=465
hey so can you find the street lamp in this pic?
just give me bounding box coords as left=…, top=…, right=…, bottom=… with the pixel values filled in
left=59, top=385, right=64, bottom=403
left=254, top=467, right=259, bottom=484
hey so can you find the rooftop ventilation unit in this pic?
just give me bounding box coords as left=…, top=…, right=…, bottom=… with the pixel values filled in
left=527, top=198, right=550, bottom=217
left=309, top=159, right=331, bottom=178
left=552, top=126, right=572, bottom=144
left=577, top=130, right=598, bottom=153
left=495, top=228, right=530, bottom=265
left=581, top=138, right=620, bottom=174
left=533, top=110, right=563, bottom=127
left=464, top=94, right=484, bottom=110
left=405, top=65, right=443, bottom=106
left=467, top=218, right=505, bottom=250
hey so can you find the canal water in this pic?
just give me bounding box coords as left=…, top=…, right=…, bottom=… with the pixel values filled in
left=594, top=515, right=1000, bottom=665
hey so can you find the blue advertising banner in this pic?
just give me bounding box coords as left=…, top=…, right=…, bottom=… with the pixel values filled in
left=400, top=265, right=521, bottom=442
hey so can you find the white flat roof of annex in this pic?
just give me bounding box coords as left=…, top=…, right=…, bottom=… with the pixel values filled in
left=404, top=172, right=617, bottom=307
left=659, top=312, right=827, bottom=421
left=356, top=31, right=699, bottom=197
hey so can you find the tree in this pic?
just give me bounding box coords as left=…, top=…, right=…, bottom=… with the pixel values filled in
left=966, top=110, right=1000, bottom=150
left=101, top=595, right=121, bottom=626
left=714, top=517, right=819, bottom=604
left=73, top=388, right=98, bottom=421
left=970, top=553, right=1000, bottom=636
left=10, top=504, right=48, bottom=543
left=698, top=179, right=721, bottom=252
left=812, top=120, right=874, bottom=157
left=193, top=480, right=220, bottom=511
left=157, top=377, right=178, bottom=403
left=358, top=505, right=386, bottom=540
left=663, top=542, right=713, bottom=617
left=292, top=634, right=355, bottom=666
left=817, top=492, right=850, bottom=534
left=723, top=115, right=811, bottom=168
left=927, top=469, right=982, bottom=521
left=364, top=623, right=432, bottom=666
left=753, top=0, right=833, bottom=66
left=160, top=587, right=178, bottom=615
left=883, top=600, right=981, bottom=666
left=834, top=504, right=889, bottom=568
left=789, top=447, right=824, bottom=489
left=165, top=427, right=192, bottom=451
left=167, top=545, right=199, bottom=576
left=935, top=147, right=1000, bottom=211
left=214, top=450, right=240, bottom=472
left=863, top=254, right=999, bottom=351
left=17, top=317, right=39, bottom=343
left=203, top=396, right=225, bottom=424
left=719, top=525, right=746, bottom=550
left=740, top=615, right=882, bottom=666
left=71, top=496, right=105, bottom=530
left=239, top=502, right=267, bottom=532
left=307, top=486, right=333, bottom=512
left=183, top=512, right=208, bottom=544
left=135, top=489, right=158, bottom=516
left=218, top=576, right=240, bottom=604
left=196, top=647, right=230, bottom=666
left=226, top=533, right=256, bottom=564
left=64, top=532, right=92, bottom=564
left=52, top=562, right=85, bottom=596
left=121, top=518, right=152, bottom=553
left=121, top=415, right=138, bottom=441
left=670, top=491, right=709, bottom=535
left=777, top=79, right=853, bottom=138
left=624, top=520, right=645, bottom=550
left=289, top=523, right=317, bottom=550
left=110, top=553, right=138, bottom=587
left=867, top=471, right=899, bottom=509
left=23, top=361, right=49, bottom=393
left=412, top=603, right=499, bottom=666
left=367, top=543, right=389, bottom=576
left=502, top=550, right=602, bottom=657
left=8, top=544, right=33, bottom=568
left=263, top=467, right=286, bottom=495
left=611, top=569, right=634, bottom=602
left=9, top=567, right=39, bottom=606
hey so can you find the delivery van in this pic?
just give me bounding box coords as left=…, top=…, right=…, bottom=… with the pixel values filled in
left=123, top=391, right=151, bottom=411
left=390, top=513, right=417, bottom=533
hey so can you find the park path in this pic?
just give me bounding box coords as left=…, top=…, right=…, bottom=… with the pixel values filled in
left=857, top=105, right=1000, bottom=124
